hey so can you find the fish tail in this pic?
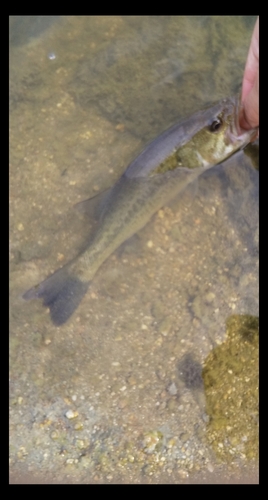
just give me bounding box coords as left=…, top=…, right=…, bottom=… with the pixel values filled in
left=23, top=268, right=89, bottom=326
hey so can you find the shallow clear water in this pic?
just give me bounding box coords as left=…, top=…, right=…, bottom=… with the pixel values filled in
left=9, top=16, right=258, bottom=483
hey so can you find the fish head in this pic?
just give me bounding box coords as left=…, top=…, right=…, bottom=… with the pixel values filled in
left=191, top=96, right=259, bottom=168
left=126, top=96, right=259, bottom=179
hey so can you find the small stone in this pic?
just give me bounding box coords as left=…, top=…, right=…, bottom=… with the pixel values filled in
left=207, top=463, right=214, bottom=473
left=158, top=316, right=172, bottom=336
left=50, top=430, right=59, bottom=440
left=65, top=409, right=78, bottom=419
left=74, top=422, right=84, bottom=430
left=66, top=458, right=74, bottom=464
left=115, top=123, right=125, bottom=132
left=76, top=439, right=88, bottom=450
left=180, top=432, right=189, bottom=444
left=205, top=292, right=215, bottom=303
left=167, top=382, right=177, bottom=396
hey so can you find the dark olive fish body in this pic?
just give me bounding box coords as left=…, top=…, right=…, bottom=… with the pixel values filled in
left=23, top=97, right=257, bottom=325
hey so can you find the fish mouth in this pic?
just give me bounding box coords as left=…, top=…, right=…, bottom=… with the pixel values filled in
left=226, top=96, right=258, bottom=148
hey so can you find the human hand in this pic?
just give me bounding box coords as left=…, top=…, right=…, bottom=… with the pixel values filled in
left=240, top=17, right=259, bottom=131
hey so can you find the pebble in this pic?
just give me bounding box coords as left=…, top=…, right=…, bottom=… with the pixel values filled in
left=50, top=430, right=59, bottom=440
left=65, top=409, right=78, bottom=419
left=74, top=422, right=84, bottom=431
left=76, top=439, right=88, bottom=450
left=207, top=463, right=214, bottom=473
left=205, top=292, right=215, bottom=303
left=158, top=316, right=172, bottom=336
left=168, top=382, right=178, bottom=396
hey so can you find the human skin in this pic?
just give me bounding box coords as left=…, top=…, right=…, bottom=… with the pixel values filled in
left=240, top=17, right=259, bottom=131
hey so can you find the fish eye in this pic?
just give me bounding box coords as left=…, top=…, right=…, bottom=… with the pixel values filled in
left=209, top=118, right=223, bottom=132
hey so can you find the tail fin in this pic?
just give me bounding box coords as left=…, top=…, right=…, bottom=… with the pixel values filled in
left=23, top=268, right=89, bottom=326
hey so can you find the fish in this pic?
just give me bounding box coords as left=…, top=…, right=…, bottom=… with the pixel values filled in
left=23, top=96, right=257, bottom=325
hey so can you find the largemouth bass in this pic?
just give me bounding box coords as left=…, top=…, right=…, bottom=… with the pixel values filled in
left=23, top=96, right=257, bottom=325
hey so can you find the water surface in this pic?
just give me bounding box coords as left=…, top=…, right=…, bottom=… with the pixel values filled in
left=9, top=16, right=258, bottom=484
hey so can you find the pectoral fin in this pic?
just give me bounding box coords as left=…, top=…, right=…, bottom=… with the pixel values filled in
left=74, top=187, right=112, bottom=220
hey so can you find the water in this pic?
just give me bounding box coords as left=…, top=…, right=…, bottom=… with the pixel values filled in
left=9, top=16, right=258, bottom=483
